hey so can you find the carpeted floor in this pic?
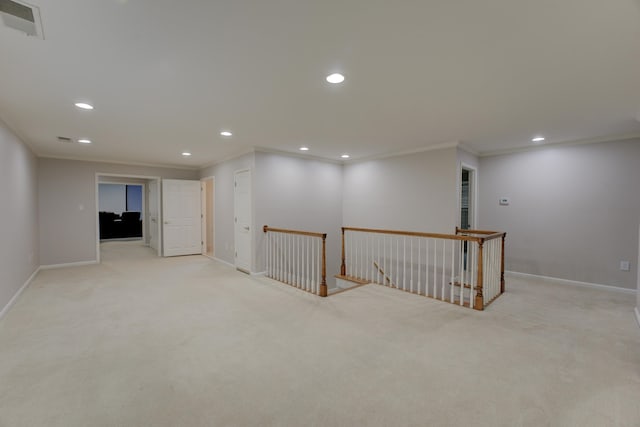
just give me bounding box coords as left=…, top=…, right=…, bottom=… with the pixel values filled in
left=0, top=241, right=639, bottom=426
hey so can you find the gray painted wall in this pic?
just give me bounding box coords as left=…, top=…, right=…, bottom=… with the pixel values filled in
left=199, top=152, right=255, bottom=268
left=254, top=151, right=343, bottom=286
left=38, top=158, right=198, bottom=266
left=342, top=148, right=459, bottom=234
left=479, top=139, right=640, bottom=290
left=0, top=119, right=39, bottom=314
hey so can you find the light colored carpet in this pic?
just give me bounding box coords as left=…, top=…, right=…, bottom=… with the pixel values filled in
left=0, top=241, right=639, bottom=427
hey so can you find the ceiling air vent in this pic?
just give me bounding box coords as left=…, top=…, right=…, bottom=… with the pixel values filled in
left=0, top=0, right=44, bottom=39
left=57, top=136, right=73, bottom=143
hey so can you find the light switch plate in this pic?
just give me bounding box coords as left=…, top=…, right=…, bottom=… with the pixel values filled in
left=620, top=261, right=630, bottom=271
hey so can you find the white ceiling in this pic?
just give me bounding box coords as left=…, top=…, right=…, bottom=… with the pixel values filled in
left=1, top=0, right=639, bottom=168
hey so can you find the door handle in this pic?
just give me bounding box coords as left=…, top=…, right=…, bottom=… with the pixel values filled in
left=243, top=226, right=250, bottom=231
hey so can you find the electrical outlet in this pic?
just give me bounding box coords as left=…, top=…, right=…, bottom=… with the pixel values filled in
left=499, top=197, right=510, bottom=206
left=620, top=261, right=630, bottom=271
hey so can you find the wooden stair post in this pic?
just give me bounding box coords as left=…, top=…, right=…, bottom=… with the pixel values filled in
left=340, top=227, right=346, bottom=276
left=475, top=239, right=484, bottom=310
left=500, top=233, right=506, bottom=294
left=320, top=233, right=328, bottom=297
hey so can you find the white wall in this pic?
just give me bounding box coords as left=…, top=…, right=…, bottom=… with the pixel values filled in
left=479, top=139, right=640, bottom=290
left=199, top=152, right=255, bottom=267
left=0, top=119, right=39, bottom=315
left=254, top=151, right=343, bottom=285
left=342, top=147, right=459, bottom=234
left=38, top=158, right=198, bottom=266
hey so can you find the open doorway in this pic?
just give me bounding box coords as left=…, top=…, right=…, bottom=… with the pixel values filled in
left=95, top=174, right=162, bottom=262
left=201, top=177, right=215, bottom=258
left=460, top=165, right=476, bottom=230
left=98, top=183, right=144, bottom=240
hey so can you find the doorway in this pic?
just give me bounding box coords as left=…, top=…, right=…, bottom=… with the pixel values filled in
left=98, top=183, right=144, bottom=240
left=234, top=169, right=252, bottom=273
left=201, top=177, right=215, bottom=258
left=460, top=165, right=476, bottom=230
left=95, top=174, right=162, bottom=262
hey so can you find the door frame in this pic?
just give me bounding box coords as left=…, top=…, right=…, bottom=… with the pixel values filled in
left=459, top=163, right=478, bottom=229
left=95, top=173, right=162, bottom=263
left=233, top=168, right=252, bottom=273
left=200, top=176, right=215, bottom=259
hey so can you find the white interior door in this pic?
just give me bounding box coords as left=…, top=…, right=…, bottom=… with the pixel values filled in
left=162, top=179, right=201, bottom=257
left=234, top=170, right=251, bottom=273
left=148, top=180, right=160, bottom=253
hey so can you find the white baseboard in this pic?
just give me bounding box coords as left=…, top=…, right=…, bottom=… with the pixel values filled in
left=40, top=260, right=98, bottom=270
left=0, top=267, right=41, bottom=321
left=506, top=271, right=636, bottom=295
left=635, top=307, right=640, bottom=329
left=212, top=257, right=235, bottom=269
left=251, top=271, right=267, bottom=277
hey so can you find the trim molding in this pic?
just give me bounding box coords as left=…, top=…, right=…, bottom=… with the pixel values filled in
left=635, top=307, right=640, bottom=329
left=251, top=271, right=267, bottom=277
left=0, top=267, right=41, bottom=321
left=479, top=133, right=640, bottom=158
left=40, top=260, right=98, bottom=270
left=506, top=271, right=636, bottom=294
left=212, top=257, right=235, bottom=269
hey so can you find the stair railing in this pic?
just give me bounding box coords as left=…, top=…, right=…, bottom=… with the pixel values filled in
left=340, top=227, right=506, bottom=310
left=263, top=225, right=327, bottom=297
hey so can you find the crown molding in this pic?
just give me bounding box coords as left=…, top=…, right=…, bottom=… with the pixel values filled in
left=37, top=154, right=200, bottom=171
left=348, top=141, right=460, bottom=164
left=479, top=133, right=640, bottom=157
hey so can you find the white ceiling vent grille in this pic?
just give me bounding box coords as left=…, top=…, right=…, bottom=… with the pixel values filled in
left=0, top=0, right=44, bottom=39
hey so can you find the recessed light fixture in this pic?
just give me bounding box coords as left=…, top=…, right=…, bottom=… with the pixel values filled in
left=74, top=102, right=94, bottom=110
left=182, top=152, right=192, bottom=157
left=299, top=146, right=309, bottom=151
left=532, top=136, right=545, bottom=142
left=326, top=73, right=345, bottom=84
left=341, top=154, right=350, bottom=159
left=77, top=139, right=92, bottom=144
left=220, top=131, right=232, bottom=137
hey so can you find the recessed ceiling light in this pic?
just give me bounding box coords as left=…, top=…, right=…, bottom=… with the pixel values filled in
left=299, top=146, right=309, bottom=151
left=341, top=154, right=350, bottom=159
left=532, top=136, right=545, bottom=142
left=77, top=139, right=92, bottom=144
left=74, top=102, right=94, bottom=110
left=182, top=152, right=192, bottom=157
left=220, top=131, right=232, bottom=137
left=326, top=73, right=345, bottom=84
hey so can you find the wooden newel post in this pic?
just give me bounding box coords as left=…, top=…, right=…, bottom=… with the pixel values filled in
left=475, top=240, right=484, bottom=310
left=340, top=227, right=346, bottom=276
left=500, top=233, right=506, bottom=293
left=320, top=233, right=328, bottom=297
left=263, top=225, right=268, bottom=233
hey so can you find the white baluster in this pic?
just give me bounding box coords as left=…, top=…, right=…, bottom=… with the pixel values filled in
left=417, top=238, right=421, bottom=295
left=433, top=239, right=438, bottom=299
left=396, top=237, right=400, bottom=289
left=450, top=239, right=455, bottom=303
left=441, top=239, right=446, bottom=300
left=425, top=237, right=430, bottom=296
left=403, top=236, right=407, bottom=291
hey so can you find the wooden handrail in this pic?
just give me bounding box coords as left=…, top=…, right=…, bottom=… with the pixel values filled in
left=342, top=226, right=483, bottom=242
left=263, top=225, right=326, bottom=239
left=341, top=225, right=506, bottom=310
left=456, top=227, right=503, bottom=236
left=263, top=225, right=328, bottom=297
